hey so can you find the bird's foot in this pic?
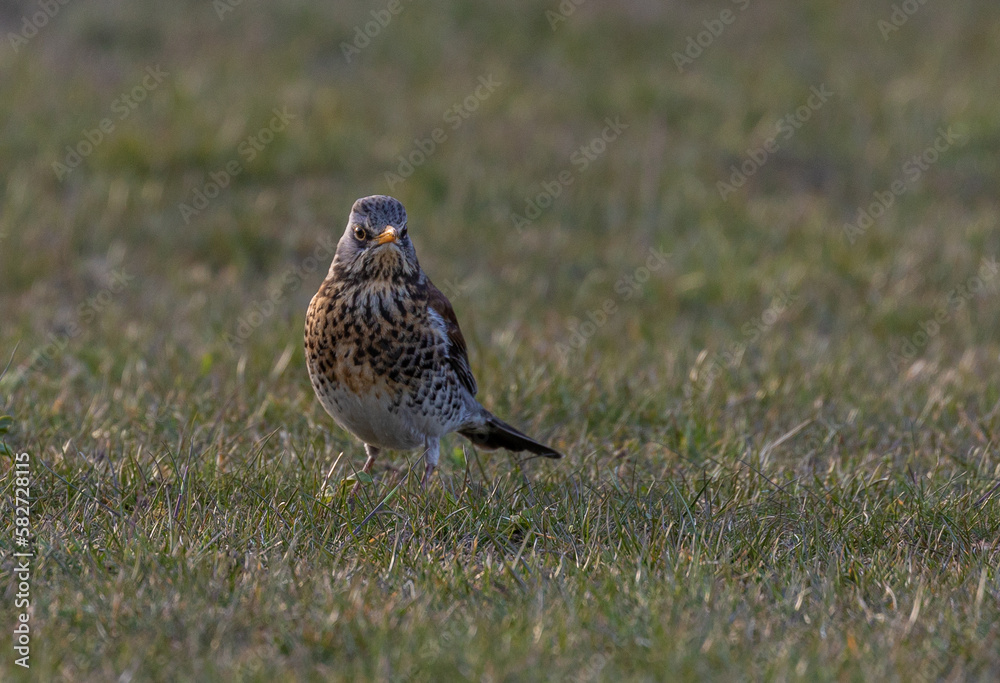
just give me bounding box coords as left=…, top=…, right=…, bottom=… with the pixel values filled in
left=347, top=480, right=363, bottom=508
left=420, top=460, right=435, bottom=490
left=347, top=451, right=378, bottom=506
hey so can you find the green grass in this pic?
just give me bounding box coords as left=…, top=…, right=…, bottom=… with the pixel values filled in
left=2, top=0, right=1000, bottom=679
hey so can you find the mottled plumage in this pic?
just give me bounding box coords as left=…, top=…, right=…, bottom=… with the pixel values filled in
left=305, top=195, right=562, bottom=490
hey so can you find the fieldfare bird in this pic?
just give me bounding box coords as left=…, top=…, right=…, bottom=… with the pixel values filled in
left=305, top=195, right=562, bottom=491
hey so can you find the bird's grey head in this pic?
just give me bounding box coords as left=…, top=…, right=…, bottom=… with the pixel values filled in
left=329, top=195, right=420, bottom=282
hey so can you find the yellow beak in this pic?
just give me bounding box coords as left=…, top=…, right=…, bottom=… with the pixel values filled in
left=375, top=226, right=398, bottom=245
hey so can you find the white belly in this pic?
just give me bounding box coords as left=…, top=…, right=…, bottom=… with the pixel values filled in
left=312, top=377, right=424, bottom=451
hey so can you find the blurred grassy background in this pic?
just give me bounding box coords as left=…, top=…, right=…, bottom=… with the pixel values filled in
left=1, top=0, right=999, bottom=680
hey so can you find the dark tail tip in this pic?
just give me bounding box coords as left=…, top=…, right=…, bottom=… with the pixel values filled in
left=459, top=414, right=563, bottom=459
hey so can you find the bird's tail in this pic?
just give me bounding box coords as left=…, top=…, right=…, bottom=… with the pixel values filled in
left=459, top=412, right=563, bottom=459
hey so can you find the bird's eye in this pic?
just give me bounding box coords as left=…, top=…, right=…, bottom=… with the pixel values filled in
left=399, top=225, right=408, bottom=238
left=353, top=226, right=367, bottom=241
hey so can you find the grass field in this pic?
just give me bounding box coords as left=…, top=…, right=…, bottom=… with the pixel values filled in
left=2, top=0, right=1000, bottom=679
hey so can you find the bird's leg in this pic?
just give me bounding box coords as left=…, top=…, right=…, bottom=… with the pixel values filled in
left=362, top=447, right=378, bottom=474
left=349, top=444, right=380, bottom=501
left=420, top=438, right=440, bottom=490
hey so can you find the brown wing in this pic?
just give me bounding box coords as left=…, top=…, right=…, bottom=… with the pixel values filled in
left=426, top=279, right=478, bottom=396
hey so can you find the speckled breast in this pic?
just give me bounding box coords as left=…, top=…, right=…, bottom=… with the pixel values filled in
left=304, top=279, right=469, bottom=449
